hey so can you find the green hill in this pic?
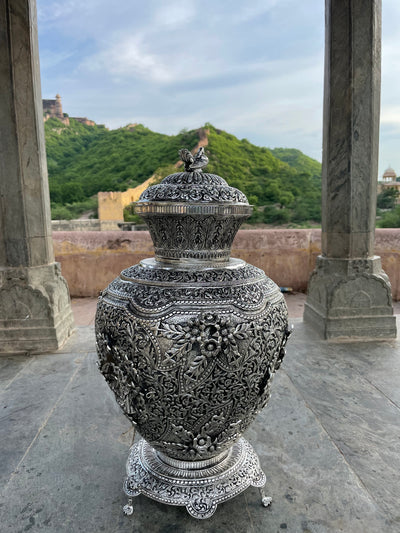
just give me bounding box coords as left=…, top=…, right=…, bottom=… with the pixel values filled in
left=44, top=119, right=322, bottom=225
left=205, top=125, right=321, bottom=224
left=270, top=148, right=321, bottom=177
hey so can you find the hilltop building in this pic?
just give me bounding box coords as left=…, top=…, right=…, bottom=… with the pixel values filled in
left=43, top=94, right=69, bottom=124
left=378, top=166, right=400, bottom=203
left=382, top=166, right=397, bottom=183
left=42, top=94, right=95, bottom=126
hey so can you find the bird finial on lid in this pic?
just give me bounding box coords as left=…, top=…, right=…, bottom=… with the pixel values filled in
left=179, top=147, right=209, bottom=172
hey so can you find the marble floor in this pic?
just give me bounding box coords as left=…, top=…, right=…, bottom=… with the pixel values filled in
left=1, top=308, right=399, bottom=532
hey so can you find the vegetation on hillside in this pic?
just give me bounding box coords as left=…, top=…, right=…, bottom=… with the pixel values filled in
left=205, top=125, right=322, bottom=225
left=270, top=148, right=321, bottom=177
left=45, top=119, right=198, bottom=219
left=377, top=206, right=400, bottom=228
left=377, top=187, right=399, bottom=210
left=376, top=187, right=400, bottom=227
left=44, top=118, right=322, bottom=225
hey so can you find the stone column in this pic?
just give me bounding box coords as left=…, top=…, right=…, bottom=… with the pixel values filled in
left=0, top=0, right=74, bottom=353
left=304, top=0, right=397, bottom=339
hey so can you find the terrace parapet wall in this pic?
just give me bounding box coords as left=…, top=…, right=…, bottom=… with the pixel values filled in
left=53, top=228, right=400, bottom=300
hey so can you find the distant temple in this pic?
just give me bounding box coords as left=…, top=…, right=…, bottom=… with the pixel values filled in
left=378, top=166, right=400, bottom=203
left=382, top=166, right=397, bottom=183
left=42, top=94, right=95, bottom=126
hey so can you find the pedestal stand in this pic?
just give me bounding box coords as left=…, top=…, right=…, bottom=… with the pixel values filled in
left=123, top=438, right=271, bottom=519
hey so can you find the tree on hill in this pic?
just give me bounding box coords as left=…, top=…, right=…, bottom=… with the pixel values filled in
left=270, top=148, right=321, bottom=177
left=377, top=187, right=399, bottom=210
left=377, top=206, right=400, bottom=227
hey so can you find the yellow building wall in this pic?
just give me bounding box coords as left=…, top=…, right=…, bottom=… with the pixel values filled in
left=98, top=176, right=157, bottom=221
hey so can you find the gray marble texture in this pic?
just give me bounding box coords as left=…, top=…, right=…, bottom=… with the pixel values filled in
left=0, top=0, right=53, bottom=267
left=0, top=0, right=74, bottom=354
left=322, top=0, right=381, bottom=258
left=1, top=321, right=399, bottom=532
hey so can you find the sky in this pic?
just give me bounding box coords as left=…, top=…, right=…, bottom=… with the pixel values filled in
left=37, top=0, right=400, bottom=179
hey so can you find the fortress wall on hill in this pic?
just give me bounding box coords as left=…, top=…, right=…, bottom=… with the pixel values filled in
left=53, top=228, right=400, bottom=300
left=97, top=177, right=157, bottom=222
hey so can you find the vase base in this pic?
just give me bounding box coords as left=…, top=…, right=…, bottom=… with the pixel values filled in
left=123, top=437, right=268, bottom=519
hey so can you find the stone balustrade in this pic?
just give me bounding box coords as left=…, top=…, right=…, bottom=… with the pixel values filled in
left=53, top=228, right=400, bottom=300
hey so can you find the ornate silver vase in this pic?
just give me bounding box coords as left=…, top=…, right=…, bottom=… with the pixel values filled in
left=95, top=148, right=290, bottom=519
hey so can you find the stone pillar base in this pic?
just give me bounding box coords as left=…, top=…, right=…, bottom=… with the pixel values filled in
left=0, top=263, right=74, bottom=354
left=304, top=256, right=397, bottom=340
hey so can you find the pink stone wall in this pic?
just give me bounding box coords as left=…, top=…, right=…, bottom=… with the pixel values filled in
left=53, top=229, right=400, bottom=299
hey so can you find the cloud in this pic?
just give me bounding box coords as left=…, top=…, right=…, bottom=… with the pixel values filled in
left=381, top=106, right=400, bottom=128
left=37, top=0, right=400, bottom=175
left=230, top=0, right=280, bottom=24
left=82, top=37, right=172, bottom=83
left=37, top=0, right=79, bottom=23
left=74, top=1, right=200, bottom=84
left=152, top=1, right=196, bottom=29
left=39, top=48, right=76, bottom=70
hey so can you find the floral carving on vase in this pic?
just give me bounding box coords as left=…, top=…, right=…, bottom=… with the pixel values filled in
left=95, top=147, right=290, bottom=517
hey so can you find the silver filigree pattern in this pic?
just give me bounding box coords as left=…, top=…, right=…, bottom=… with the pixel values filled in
left=121, top=260, right=261, bottom=284
left=95, top=150, right=290, bottom=518
left=123, top=438, right=268, bottom=519
left=96, top=290, right=289, bottom=461
left=137, top=171, right=248, bottom=204
left=138, top=212, right=250, bottom=262
left=101, top=261, right=280, bottom=316
left=135, top=168, right=251, bottom=262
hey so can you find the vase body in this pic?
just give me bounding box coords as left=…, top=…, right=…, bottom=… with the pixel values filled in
left=95, top=167, right=289, bottom=466
left=96, top=257, right=288, bottom=461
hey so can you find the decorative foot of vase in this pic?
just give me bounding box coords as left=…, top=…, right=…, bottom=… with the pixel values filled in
left=123, top=437, right=269, bottom=519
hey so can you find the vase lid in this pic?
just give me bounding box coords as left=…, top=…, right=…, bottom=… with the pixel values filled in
left=134, top=148, right=252, bottom=263
left=136, top=148, right=250, bottom=210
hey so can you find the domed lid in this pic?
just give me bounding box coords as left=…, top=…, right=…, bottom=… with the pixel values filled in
left=135, top=148, right=250, bottom=215
left=134, top=148, right=252, bottom=263
left=138, top=170, right=248, bottom=204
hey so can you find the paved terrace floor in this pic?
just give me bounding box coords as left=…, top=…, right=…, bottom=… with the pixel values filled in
left=1, top=295, right=400, bottom=532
